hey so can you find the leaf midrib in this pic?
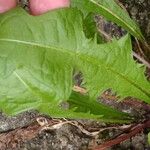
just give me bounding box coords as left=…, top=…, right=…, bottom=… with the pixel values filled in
left=0, top=38, right=149, bottom=99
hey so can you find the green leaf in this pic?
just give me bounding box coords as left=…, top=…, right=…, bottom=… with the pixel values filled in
left=71, top=0, right=144, bottom=40
left=68, top=91, right=132, bottom=123
left=78, top=34, right=150, bottom=102
left=0, top=8, right=149, bottom=122
left=83, top=13, right=103, bottom=43
left=148, top=132, right=150, bottom=145
left=0, top=7, right=76, bottom=115
left=0, top=8, right=111, bottom=122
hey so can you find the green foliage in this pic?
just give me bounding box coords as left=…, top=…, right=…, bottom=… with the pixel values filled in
left=71, top=0, right=144, bottom=40
left=148, top=132, right=150, bottom=145
left=0, top=8, right=132, bottom=123
left=0, top=6, right=149, bottom=123
left=68, top=92, right=131, bottom=123
left=83, top=13, right=103, bottom=43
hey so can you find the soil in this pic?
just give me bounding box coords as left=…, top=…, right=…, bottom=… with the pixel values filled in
left=0, top=110, right=150, bottom=150
left=0, top=0, right=150, bottom=150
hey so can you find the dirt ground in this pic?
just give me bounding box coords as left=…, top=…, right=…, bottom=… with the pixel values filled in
left=0, top=107, right=150, bottom=150
left=0, top=0, right=150, bottom=149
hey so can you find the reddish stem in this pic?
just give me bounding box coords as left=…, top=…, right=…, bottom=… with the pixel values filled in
left=94, top=120, right=150, bottom=150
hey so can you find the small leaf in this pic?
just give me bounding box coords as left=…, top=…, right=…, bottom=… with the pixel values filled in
left=68, top=91, right=132, bottom=123
left=83, top=13, right=103, bottom=43
left=71, top=0, right=144, bottom=40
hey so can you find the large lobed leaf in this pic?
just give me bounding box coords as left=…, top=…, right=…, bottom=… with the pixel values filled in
left=71, top=0, right=144, bottom=40
left=0, top=8, right=149, bottom=122
left=0, top=8, right=130, bottom=123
